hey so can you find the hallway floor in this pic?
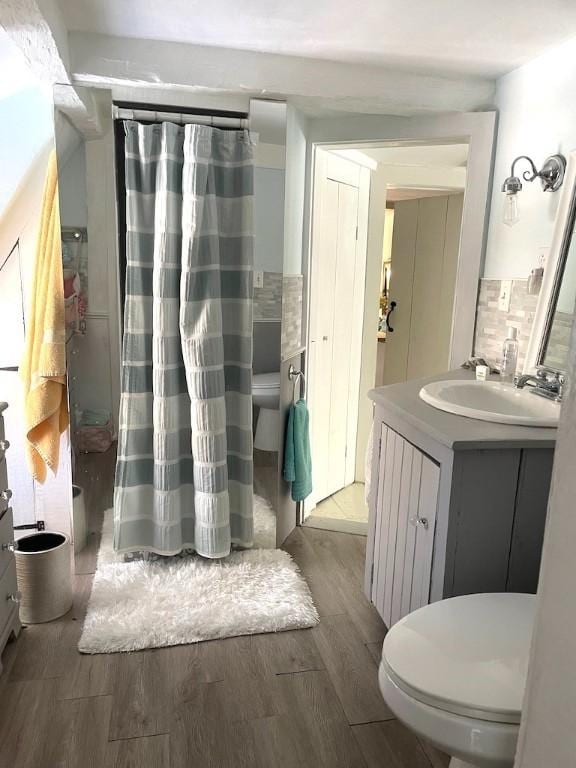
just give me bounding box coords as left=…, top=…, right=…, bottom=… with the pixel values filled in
left=313, top=482, right=369, bottom=522
left=0, top=449, right=448, bottom=767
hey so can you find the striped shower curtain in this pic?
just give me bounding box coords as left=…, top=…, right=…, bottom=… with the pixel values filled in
left=114, top=121, right=254, bottom=558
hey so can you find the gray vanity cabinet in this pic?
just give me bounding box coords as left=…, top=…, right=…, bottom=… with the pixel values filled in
left=365, top=373, right=556, bottom=629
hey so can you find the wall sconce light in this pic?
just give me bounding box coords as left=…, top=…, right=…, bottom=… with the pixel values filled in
left=502, top=154, right=566, bottom=227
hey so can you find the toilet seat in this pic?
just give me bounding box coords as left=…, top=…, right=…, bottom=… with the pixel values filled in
left=252, top=372, right=281, bottom=451
left=381, top=593, right=536, bottom=726
left=379, top=663, right=519, bottom=768
left=381, top=658, right=520, bottom=725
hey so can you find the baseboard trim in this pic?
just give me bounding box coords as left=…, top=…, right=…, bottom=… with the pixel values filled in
left=303, top=516, right=368, bottom=536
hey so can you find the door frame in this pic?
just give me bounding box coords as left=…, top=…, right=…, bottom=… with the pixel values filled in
left=306, top=150, right=370, bottom=514
left=304, top=112, right=497, bottom=375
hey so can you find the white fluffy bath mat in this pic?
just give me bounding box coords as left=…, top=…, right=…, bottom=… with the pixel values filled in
left=79, top=496, right=318, bottom=654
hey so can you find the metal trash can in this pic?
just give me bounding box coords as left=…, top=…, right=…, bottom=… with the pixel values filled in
left=15, top=532, right=72, bottom=623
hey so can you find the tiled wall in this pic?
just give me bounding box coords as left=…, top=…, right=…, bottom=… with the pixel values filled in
left=281, top=274, right=304, bottom=361
left=253, top=271, right=282, bottom=320
left=474, top=279, right=539, bottom=370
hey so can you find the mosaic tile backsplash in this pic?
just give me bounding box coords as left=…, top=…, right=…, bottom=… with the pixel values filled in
left=474, top=279, right=539, bottom=371
left=254, top=271, right=282, bottom=320
left=281, top=274, right=304, bottom=361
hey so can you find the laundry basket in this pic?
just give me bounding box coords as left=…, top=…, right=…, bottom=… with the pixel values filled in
left=15, top=532, right=72, bottom=623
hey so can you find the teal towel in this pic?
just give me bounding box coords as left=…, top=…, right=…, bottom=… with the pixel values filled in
left=283, top=399, right=312, bottom=502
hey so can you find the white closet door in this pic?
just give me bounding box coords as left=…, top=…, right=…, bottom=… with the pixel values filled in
left=311, top=179, right=339, bottom=503
left=369, top=425, right=439, bottom=628
left=309, top=152, right=367, bottom=505
left=326, top=182, right=359, bottom=495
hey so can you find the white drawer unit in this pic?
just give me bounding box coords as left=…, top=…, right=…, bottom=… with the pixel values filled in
left=0, top=404, right=21, bottom=676
left=0, top=505, right=16, bottom=581
left=365, top=423, right=439, bottom=629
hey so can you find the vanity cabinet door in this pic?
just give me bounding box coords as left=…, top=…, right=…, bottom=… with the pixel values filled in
left=507, top=448, right=554, bottom=593
left=368, top=424, right=439, bottom=628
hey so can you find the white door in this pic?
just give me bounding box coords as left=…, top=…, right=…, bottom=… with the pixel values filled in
left=308, top=151, right=370, bottom=507
left=384, top=194, right=464, bottom=385
left=368, top=424, right=439, bottom=628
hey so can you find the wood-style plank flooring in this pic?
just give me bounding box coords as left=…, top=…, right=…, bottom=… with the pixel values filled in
left=0, top=447, right=449, bottom=767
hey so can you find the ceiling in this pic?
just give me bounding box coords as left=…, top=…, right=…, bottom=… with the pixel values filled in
left=335, top=143, right=468, bottom=199
left=361, top=144, right=469, bottom=168
left=0, top=29, right=54, bottom=216
left=386, top=189, right=461, bottom=201
left=56, top=0, right=576, bottom=78
left=0, top=28, right=37, bottom=100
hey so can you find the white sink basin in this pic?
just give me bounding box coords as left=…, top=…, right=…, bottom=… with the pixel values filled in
left=419, top=379, right=560, bottom=427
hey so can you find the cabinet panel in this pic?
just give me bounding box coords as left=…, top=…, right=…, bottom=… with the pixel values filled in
left=410, top=458, right=440, bottom=612
left=391, top=440, right=416, bottom=625
left=366, top=424, right=388, bottom=612
left=507, top=449, right=554, bottom=593
left=373, top=425, right=396, bottom=617
left=382, top=431, right=406, bottom=623
left=0, top=506, right=15, bottom=582
left=450, top=450, right=520, bottom=596
left=399, top=447, right=421, bottom=619
left=369, top=425, right=439, bottom=627
left=0, top=563, right=18, bottom=640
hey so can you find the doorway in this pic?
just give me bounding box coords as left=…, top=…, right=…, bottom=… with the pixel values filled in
left=306, top=142, right=468, bottom=533
left=377, top=189, right=465, bottom=385
left=307, top=152, right=370, bottom=518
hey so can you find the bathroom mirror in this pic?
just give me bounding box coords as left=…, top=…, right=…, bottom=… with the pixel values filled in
left=53, top=86, right=290, bottom=567
left=526, top=150, right=576, bottom=373
left=540, top=183, right=576, bottom=369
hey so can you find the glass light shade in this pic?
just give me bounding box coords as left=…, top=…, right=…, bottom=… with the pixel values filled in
left=503, top=193, right=520, bottom=227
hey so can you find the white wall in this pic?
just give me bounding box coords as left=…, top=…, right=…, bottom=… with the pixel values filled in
left=254, top=166, right=285, bottom=273
left=284, top=105, right=308, bottom=275
left=0, top=25, right=54, bottom=218
left=58, top=141, right=88, bottom=228
left=0, top=141, right=74, bottom=537
left=484, top=37, right=576, bottom=279
left=83, top=124, right=121, bottom=434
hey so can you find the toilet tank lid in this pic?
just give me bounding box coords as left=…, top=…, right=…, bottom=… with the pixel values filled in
left=382, top=593, right=536, bottom=722
left=253, top=372, right=281, bottom=389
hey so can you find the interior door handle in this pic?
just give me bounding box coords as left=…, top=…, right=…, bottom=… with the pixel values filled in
left=385, top=301, right=397, bottom=333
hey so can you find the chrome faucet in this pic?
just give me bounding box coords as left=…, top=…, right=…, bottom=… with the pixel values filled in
left=514, top=367, right=565, bottom=402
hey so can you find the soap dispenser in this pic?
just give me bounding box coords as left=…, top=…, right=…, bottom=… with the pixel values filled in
left=500, top=326, right=519, bottom=382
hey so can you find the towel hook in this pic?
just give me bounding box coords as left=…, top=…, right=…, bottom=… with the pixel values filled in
left=288, top=364, right=305, bottom=402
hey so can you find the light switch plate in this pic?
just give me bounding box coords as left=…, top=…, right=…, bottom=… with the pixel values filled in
left=538, top=246, right=549, bottom=268
left=254, top=270, right=264, bottom=289
left=498, top=279, right=513, bottom=312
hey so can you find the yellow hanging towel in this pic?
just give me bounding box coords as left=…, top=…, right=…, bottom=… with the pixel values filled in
left=20, top=149, right=69, bottom=483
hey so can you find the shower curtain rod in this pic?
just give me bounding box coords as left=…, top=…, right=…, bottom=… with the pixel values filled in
left=113, top=100, right=250, bottom=129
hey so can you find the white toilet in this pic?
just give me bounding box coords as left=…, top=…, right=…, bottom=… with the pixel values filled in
left=252, top=371, right=281, bottom=451
left=378, top=593, right=536, bottom=768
